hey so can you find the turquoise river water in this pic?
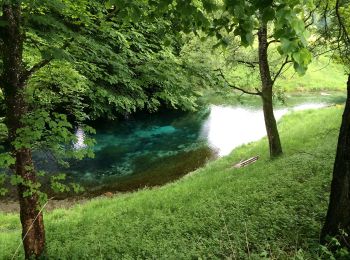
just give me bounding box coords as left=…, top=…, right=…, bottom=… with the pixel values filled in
left=37, top=101, right=329, bottom=198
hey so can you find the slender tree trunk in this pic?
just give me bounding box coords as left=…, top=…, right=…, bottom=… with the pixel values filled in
left=321, top=74, right=350, bottom=246
left=258, top=25, right=283, bottom=158
left=1, top=4, right=45, bottom=259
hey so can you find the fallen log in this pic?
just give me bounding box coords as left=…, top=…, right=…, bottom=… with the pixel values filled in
left=233, top=156, right=259, bottom=168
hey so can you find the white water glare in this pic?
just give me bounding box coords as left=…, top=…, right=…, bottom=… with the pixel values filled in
left=74, top=127, right=87, bottom=149
left=201, top=103, right=327, bottom=157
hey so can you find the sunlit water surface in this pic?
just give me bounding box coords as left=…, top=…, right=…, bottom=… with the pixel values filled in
left=203, top=103, right=326, bottom=156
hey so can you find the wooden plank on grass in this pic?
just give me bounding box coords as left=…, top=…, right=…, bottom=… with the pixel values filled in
left=233, top=156, right=259, bottom=168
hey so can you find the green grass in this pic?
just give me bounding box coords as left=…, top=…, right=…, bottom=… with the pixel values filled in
left=201, top=53, right=347, bottom=108
left=201, top=89, right=346, bottom=109
left=276, top=55, right=348, bottom=92
left=0, top=106, right=344, bottom=259
left=223, top=52, right=347, bottom=94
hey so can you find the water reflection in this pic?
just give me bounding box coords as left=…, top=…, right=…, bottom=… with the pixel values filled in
left=200, top=103, right=326, bottom=156
left=73, top=128, right=87, bottom=150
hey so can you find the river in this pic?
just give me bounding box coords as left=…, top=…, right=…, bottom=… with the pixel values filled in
left=45, top=101, right=328, bottom=198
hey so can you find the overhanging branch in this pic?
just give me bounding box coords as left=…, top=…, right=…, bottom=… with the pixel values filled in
left=336, top=0, right=350, bottom=42
left=236, top=59, right=259, bottom=68
left=267, top=39, right=280, bottom=46
left=333, top=0, right=350, bottom=64
left=20, top=38, right=74, bottom=83
left=216, top=68, right=262, bottom=96
left=21, top=58, right=52, bottom=82
left=20, top=4, right=122, bottom=83
left=271, top=55, right=293, bottom=86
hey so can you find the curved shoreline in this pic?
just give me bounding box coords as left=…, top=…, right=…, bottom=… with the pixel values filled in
left=0, top=193, right=118, bottom=214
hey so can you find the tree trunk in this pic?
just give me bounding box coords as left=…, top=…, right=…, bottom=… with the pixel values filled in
left=258, top=25, right=283, bottom=158
left=1, top=4, right=46, bottom=259
left=321, top=74, right=350, bottom=246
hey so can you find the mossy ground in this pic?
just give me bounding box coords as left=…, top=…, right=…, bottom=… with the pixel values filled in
left=0, top=106, right=344, bottom=259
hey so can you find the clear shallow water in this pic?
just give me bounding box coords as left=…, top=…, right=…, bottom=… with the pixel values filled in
left=60, top=109, right=214, bottom=195
left=48, top=102, right=327, bottom=197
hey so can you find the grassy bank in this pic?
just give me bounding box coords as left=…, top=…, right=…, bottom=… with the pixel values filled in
left=276, top=55, right=347, bottom=92
left=202, top=90, right=347, bottom=108
left=0, top=106, right=343, bottom=259
left=202, top=54, right=347, bottom=107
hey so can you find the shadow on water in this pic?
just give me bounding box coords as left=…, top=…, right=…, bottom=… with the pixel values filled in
left=85, top=146, right=215, bottom=198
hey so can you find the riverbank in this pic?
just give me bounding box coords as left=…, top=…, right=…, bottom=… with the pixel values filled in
left=201, top=90, right=346, bottom=108
left=0, top=106, right=343, bottom=259
left=3, top=91, right=341, bottom=205
left=0, top=93, right=343, bottom=210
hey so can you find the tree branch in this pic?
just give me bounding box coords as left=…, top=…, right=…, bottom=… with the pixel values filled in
left=21, top=38, right=74, bottom=83
left=106, top=5, right=121, bottom=20
left=216, top=69, right=262, bottom=96
left=267, top=39, right=280, bottom=46
left=271, top=55, right=293, bottom=86
left=236, top=60, right=259, bottom=68
left=20, top=4, right=122, bottom=83
left=303, top=2, right=319, bottom=29
left=332, top=0, right=350, bottom=65
left=22, top=59, right=52, bottom=82
left=336, top=0, right=350, bottom=44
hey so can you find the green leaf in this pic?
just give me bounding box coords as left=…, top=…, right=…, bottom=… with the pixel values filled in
left=262, top=7, right=275, bottom=23
left=292, top=48, right=312, bottom=67
left=293, top=62, right=306, bottom=76
left=279, top=38, right=298, bottom=54
left=0, top=153, right=15, bottom=168
left=10, top=175, right=24, bottom=186
left=0, top=187, right=8, bottom=196
left=70, top=183, right=85, bottom=193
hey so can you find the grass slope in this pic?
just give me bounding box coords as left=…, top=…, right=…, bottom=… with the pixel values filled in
left=225, top=53, right=347, bottom=94
left=204, top=54, right=347, bottom=108
left=0, top=107, right=343, bottom=259
left=276, top=56, right=347, bottom=92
